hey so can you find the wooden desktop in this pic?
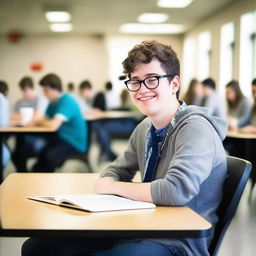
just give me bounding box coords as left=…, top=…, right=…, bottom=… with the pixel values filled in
left=0, top=173, right=212, bottom=238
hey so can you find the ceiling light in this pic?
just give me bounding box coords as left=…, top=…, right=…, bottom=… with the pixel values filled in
left=45, top=11, right=71, bottom=22
left=50, top=23, right=73, bottom=32
left=119, top=23, right=185, bottom=34
left=157, top=0, right=194, bottom=8
left=138, top=13, right=169, bottom=23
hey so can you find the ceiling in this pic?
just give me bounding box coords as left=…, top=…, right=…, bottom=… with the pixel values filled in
left=0, top=0, right=238, bottom=36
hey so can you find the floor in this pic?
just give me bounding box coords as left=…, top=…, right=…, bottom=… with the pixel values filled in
left=0, top=138, right=255, bottom=256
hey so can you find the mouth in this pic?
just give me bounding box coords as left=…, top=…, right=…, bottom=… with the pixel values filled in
left=137, top=95, right=156, bottom=101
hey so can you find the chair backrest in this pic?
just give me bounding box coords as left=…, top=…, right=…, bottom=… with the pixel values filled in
left=208, top=156, right=252, bottom=256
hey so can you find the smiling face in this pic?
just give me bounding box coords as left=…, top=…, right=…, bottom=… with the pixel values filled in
left=129, top=58, right=180, bottom=123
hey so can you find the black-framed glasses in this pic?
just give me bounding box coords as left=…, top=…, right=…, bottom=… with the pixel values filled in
left=124, top=75, right=173, bottom=92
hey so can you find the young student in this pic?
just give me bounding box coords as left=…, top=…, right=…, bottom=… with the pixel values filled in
left=226, top=80, right=252, bottom=130
left=182, top=78, right=203, bottom=106
left=22, top=41, right=228, bottom=256
left=12, top=77, right=49, bottom=171
left=0, top=81, right=10, bottom=168
left=12, top=76, right=48, bottom=122
left=14, top=73, right=87, bottom=173
left=93, top=81, right=120, bottom=111
left=201, top=78, right=226, bottom=119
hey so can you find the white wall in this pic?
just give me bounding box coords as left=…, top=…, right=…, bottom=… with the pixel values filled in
left=0, top=34, right=108, bottom=105
left=182, top=0, right=256, bottom=96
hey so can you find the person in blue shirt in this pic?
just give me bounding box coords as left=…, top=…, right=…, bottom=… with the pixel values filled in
left=13, top=73, right=87, bottom=172
left=30, top=73, right=87, bottom=172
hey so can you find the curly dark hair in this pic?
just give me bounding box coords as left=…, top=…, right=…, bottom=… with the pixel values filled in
left=122, top=40, right=180, bottom=98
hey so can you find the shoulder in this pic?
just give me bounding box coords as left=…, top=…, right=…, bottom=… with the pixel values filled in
left=241, top=97, right=252, bottom=106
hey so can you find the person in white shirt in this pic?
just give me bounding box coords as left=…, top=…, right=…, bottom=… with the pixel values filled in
left=201, top=78, right=226, bottom=119
left=0, top=81, right=10, bottom=168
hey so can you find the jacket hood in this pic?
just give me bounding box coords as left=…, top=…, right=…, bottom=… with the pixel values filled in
left=173, top=105, right=228, bottom=141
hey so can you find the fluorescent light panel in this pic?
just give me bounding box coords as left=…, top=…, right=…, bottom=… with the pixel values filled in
left=45, top=11, right=71, bottom=22
left=157, top=0, right=193, bottom=8
left=50, top=23, right=73, bottom=32
left=138, top=13, right=169, bottom=23
left=119, top=23, right=185, bottom=34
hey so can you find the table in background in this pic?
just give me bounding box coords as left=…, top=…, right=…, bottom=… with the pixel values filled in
left=0, top=126, right=56, bottom=184
left=85, top=110, right=143, bottom=121
left=226, top=130, right=256, bottom=196
left=0, top=173, right=212, bottom=238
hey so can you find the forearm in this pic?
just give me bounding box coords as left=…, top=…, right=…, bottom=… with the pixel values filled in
left=35, top=117, right=62, bottom=130
left=95, top=177, right=153, bottom=202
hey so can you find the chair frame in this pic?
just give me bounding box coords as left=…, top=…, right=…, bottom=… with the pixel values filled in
left=208, top=156, right=252, bottom=256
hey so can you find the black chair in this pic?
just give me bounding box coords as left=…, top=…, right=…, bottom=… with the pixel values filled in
left=208, top=156, right=252, bottom=256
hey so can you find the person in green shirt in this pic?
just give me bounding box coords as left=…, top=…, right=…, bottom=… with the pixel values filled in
left=29, top=73, right=87, bottom=172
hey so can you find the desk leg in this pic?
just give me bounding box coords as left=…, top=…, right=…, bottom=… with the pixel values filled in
left=0, top=133, right=4, bottom=184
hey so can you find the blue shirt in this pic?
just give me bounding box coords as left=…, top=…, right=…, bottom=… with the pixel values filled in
left=46, top=93, right=87, bottom=153
left=144, top=101, right=187, bottom=180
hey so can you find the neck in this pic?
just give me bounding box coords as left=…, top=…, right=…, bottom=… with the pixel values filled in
left=151, top=99, right=180, bottom=130
left=51, top=92, right=62, bottom=102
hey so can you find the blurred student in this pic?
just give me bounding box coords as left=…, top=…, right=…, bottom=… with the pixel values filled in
left=13, top=73, right=87, bottom=173
left=201, top=78, right=226, bottom=118
left=75, top=80, right=96, bottom=115
left=93, top=81, right=120, bottom=111
left=239, top=79, right=256, bottom=133
left=226, top=80, right=252, bottom=130
left=12, top=77, right=48, bottom=171
left=67, top=82, right=75, bottom=94
left=22, top=40, right=228, bottom=256
left=0, top=81, right=10, bottom=168
left=182, top=78, right=203, bottom=105
left=33, top=73, right=88, bottom=172
left=12, top=76, right=48, bottom=123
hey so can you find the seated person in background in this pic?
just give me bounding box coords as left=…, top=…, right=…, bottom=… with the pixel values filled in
left=67, top=82, right=75, bottom=95
left=182, top=78, right=203, bottom=105
left=93, top=89, right=139, bottom=163
left=93, top=81, right=120, bottom=111
left=22, top=40, right=228, bottom=256
left=0, top=81, right=10, bottom=168
left=239, top=78, right=256, bottom=133
left=12, top=77, right=49, bottom=171
left=75, top=80, right=102, bottom=117
left=201, top=78, right=226, bottom=118
left=12, top=76, right=48, bottom=123
left=13, top=73, right=87, bottom=173
left=226, top=80, right=252, bottom=130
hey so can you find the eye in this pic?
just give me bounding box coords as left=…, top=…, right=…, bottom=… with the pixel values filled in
left=146, top=77, right=158, bottom=84
left=130, top=80, right=140, bottom=86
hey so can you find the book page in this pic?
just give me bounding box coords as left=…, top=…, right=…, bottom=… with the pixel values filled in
left=28, top=194, right=156, bottom=212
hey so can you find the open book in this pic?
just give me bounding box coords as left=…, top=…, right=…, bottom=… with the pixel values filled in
left=28, top=194, right=156, bottom=212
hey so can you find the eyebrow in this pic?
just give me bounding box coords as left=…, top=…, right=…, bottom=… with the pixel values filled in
left=131, top=73, right=159, bottom=80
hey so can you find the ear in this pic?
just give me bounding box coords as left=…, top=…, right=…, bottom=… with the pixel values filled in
left=171, top=76, right=180, bottom=95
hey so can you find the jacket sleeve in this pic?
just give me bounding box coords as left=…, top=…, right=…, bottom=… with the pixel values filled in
left=99, top=124, right=142, bottom=182
left=151, top=117, right=217, bottom=206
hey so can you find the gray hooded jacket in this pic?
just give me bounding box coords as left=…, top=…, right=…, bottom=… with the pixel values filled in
left=101, top=105, right=228, bottom=256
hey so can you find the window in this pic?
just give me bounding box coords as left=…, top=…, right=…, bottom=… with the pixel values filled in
left=198, top=31, right=211, bottom=80
left=240, top=11, right=256, bottom=96
left=182, top=36, right=197, bottom=89
left=220, top=22, right=235, bottom=91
